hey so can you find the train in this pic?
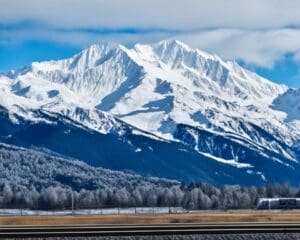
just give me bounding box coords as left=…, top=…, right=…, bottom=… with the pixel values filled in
left=257, top=198, right=300, bottom=209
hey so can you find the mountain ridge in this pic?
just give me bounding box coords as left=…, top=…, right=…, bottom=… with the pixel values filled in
left=1, top=39, right=300, bottom=185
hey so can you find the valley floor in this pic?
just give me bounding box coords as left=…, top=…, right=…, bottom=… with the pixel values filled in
left=2, top=210, right=300, bottom=226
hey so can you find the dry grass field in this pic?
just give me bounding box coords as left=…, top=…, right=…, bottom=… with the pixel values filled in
left=1, top=211, right=300, bottom=226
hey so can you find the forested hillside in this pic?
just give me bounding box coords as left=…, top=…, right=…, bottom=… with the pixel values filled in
left=0, top=143, right=298, bottom=210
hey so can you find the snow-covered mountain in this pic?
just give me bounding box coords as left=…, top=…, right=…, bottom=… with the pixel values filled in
left=1, top=39, right=300, bottom=185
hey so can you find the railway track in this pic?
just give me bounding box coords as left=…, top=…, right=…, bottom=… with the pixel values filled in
left=1, top=223, right=300, bottom=238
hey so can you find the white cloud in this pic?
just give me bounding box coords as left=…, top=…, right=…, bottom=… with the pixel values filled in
left=2, top=1, right=300, bottom=68
left=293, top=51, right=300, bottom=63
left=174, top=29, right=300, bottom=68
left=3, top=26, right=300, bottom=68
left=0, top=28, right=172, bottom=48
left=1, top=0, right=300, bottom=30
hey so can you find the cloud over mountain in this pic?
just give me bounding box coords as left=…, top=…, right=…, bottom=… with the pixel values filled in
left=2, top=1, right=300, bottom=84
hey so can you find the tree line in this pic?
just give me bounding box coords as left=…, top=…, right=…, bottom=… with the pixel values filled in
left=1, top=182, right=298, bottom=210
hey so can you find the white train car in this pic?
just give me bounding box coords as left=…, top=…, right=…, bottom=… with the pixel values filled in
left=257, top=198, right=300, bottom=209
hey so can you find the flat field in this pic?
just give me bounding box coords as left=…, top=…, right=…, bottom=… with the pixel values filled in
left=1, top=211, right=300, bottom=226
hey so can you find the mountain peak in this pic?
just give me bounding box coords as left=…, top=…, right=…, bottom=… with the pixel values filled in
left=272, top=88, right=300, bottom=122
left=153, top=39, right=216, bottom=61
left=4, top=39, right=288, bottom=104
left=156, top=39, right=191, bottom=50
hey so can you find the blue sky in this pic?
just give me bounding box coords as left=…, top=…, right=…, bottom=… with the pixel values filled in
left=240, top=54, right=300, bottom=88
left=0, top=40, right=79, bottom=71
left=1, top=0, right=300, bottom=87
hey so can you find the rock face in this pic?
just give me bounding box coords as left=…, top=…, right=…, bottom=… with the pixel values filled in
left=1, top=40, right=300, bottom=185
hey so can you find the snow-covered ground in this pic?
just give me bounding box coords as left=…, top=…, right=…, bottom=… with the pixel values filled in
left=0, top=207, right=188, bottom=216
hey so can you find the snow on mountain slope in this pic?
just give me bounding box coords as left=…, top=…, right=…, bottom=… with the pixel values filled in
left=0, top=74, right=123, bottom=135
left=272, top=88, right=300, bottom=123
left=7, top=43, right=143, bottom=106
left=2, top=105, right=300, bottom=185
left=1, top=40, right=300, bottom=180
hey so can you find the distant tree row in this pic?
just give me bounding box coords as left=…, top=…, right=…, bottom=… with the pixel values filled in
left=1, top=181, right=298, bottom=210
